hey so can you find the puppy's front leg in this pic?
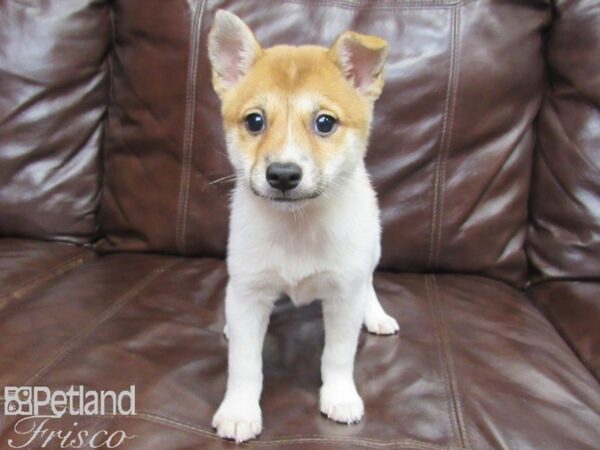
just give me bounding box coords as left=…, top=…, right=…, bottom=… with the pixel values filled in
left=212, top=282, right=273, bottom=443
left=320, top=281, right=366, bottom=424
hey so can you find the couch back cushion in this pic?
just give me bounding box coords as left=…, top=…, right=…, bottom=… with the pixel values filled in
left=99, top=0, right=550, bottom=287
left=527, top=0, right=600, bottom=282
left=0, top=0, right=110, bottom=243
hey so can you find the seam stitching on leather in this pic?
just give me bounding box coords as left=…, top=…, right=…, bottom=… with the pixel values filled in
left=430, top=276, right=471, bottom=449
left=428, top=6, right=460, bottom=268
left=101, top=0, right=116, bottom=205
left=425, top=276, right=456, bottom=447
left=175, top=0, right=206, bottom=254
left=181, top=0, right=208, bottom=254
left=20, top=259, right=180, bottom=388
left=114, top=411, right=451, bottom=449
left=0, top=250, right=91, bottom=303
left=434, top=7, right=462, bottom=265
left=175, top=4, right=198, bottom=254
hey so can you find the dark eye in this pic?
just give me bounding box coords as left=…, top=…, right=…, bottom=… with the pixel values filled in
left=314, top=114, right=338, bottom=136
left=244, top=112, right=265, bottom=134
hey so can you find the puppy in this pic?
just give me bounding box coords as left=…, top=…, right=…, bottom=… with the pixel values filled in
left=207, top=10, right=399, bottom=443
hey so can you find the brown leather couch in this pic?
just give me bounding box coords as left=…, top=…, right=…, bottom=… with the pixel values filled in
left=1, top=1, right=599, bottom=449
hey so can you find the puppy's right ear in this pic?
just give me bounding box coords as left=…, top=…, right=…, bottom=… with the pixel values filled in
left=208, top=10, right=262, bottom=97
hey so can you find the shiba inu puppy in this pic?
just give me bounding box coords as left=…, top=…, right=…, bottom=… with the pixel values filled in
left=207, top=10, right=399, bottom=443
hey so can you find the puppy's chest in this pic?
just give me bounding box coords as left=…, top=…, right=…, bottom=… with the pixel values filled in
left=266, top=234, right=340, bottom=281
left=229, top=194, right=378, bottom=303
left=259, top=233, right=345, bottom=305
left=285, top=272, right=339, bottom=306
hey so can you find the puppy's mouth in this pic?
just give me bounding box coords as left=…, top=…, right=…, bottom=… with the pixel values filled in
left=250, top=185, right=321, bottom=203
left=271, top=194, right=320, bottom=202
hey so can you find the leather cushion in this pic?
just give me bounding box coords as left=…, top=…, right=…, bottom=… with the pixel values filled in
left=0, top=239, right=92, bottom=308
left=527, top=0, right=600, bottom=281
left=528, top=280, right=600, bottom=382
left=2, top=255, right=598, bottom=449
left=0, top=1, right=111, bottom=243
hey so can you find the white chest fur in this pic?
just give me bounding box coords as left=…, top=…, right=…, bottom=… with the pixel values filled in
left=227, top=163, right=381, bottom=305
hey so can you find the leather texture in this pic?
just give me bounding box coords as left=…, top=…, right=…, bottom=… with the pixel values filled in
left=527, top=0, right=600, bottom=283
left=1, top=252, right=599, bottom=449
left=98, top=0, right=549, bottom=288
left=529, top=281, right=600, bottom=382
left=0, top=0, right=110, bottom=243
left=1, top=0, right=600, bottom=448
left=0, top=239, right=91, bottom=308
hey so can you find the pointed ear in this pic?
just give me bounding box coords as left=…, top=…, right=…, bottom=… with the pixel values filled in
left=208, top=10, right=262, bottom=96
left=329, top=31, right=388, bottom=99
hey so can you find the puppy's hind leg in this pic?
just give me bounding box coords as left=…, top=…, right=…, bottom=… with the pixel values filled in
left=363, top=283, right=399, bottom=335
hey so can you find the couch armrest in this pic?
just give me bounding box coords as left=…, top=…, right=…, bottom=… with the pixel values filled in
left=526, top=0, right=600, bottom=281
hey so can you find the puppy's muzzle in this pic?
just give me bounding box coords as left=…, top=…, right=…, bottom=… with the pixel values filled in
left=266, top=162, right=302, bottom=193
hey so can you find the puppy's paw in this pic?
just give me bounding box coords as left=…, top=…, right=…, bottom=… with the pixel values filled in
left=320, top=383, right=364, bottom=424
left=364, top=311, right=399, bottom=336
left=223, top=324, right=229, bottom=339
left=212, top=398, right=262, bottom=443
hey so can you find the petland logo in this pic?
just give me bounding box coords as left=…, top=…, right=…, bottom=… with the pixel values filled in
left=4, top=386, right=136, bottom=448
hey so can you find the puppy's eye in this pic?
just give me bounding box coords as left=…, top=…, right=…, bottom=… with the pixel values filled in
left=314, top=114, right=338, bottom=136
left=244, top=112, right=265, bottom=134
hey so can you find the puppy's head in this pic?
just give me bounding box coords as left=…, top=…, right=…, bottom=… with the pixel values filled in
left=208, top=10, right=387, bottom=207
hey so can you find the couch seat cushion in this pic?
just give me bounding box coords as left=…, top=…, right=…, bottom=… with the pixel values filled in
left=528, top=281, right=600, bottom=383
left=0, top=239, right=92, bottom=308
left=1, top=254, right=598, bottom=449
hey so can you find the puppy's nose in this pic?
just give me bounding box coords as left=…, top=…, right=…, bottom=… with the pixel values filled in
left=266, top=162, right=302, bottom=192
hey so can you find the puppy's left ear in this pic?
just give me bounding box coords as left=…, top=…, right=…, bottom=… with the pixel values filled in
left=208, top=10, right=263, bottom=97
left=329, top=31, right=388, bottom=100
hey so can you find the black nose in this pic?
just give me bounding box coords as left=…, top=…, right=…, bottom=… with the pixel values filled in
left=266, top=162, right=303, bottom=192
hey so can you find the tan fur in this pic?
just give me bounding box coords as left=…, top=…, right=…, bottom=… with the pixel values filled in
left=215, top=44, right=377, bottom=170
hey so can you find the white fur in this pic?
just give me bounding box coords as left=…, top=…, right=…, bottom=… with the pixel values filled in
left=212, top=159, right=399, bottom=443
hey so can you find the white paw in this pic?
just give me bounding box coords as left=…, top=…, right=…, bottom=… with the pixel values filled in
left=320, top=383, right=364, bottom=424
left=223, top=324, right=229, bottom=339
left=364, top=311, right=400, bottom=335
left=212, top=398, right=262, bottom=443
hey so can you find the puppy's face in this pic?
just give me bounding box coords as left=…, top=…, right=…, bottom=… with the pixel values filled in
left=208, top=11, right=387, bottom=206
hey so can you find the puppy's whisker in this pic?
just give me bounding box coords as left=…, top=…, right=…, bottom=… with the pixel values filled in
left=209, top=174, right=239, bottom=185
